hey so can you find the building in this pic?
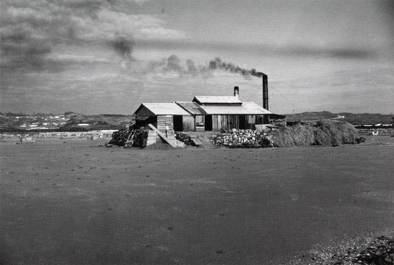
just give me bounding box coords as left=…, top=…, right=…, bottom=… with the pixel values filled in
left=134, top=86, right=280, bottom=132
left=133, top=103, right=194, bottom=133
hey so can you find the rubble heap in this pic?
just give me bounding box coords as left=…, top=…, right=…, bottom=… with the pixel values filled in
left=212, top=129, right=274, bottom=148
left=175, top=132, right=203, bottom=146
left=352, top=236, right=393, bottom=265
left=107, top=128, right=148, bottom=148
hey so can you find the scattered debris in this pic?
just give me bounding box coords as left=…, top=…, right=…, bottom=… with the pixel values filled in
left=189, top=135, right=202, bottom=146
left=107, top=128, right=148, bottom=148
left=175, top=132, right=192, bottom=145
left=288, top=234, right=393, bottom=265
left=352, top=236, right=393, bottom=265
left=175, top=133, right=204, bottom=146
left=19, top=136, right=36, bottom=143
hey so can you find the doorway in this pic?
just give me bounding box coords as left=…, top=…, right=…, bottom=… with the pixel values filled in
left=205, top=115, right=212, bottom=131
left=173, top=115, right=183, bottom=131
left=239, top=115, right=246, bottom=129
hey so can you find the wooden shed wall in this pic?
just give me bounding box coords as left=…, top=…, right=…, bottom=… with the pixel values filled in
left=157, top=115, right=173, bottom=132
left=157, top=115, right=194, bottom=132
left=148, top=113, right=269, bottom=132
left=212, top=115, right=219, bottom=131
left=209, top=114, right=260, bottom=131
left=195, top=115, right=205, bottom=132
left=182, top=116, right=195, bottom=131
left=135, top=106, right=154, bottom=117
left=218, top=115, right=228, bottom=131
left=229, top=115, right=239, bottom=129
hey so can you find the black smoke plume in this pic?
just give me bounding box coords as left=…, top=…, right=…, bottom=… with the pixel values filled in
left=166, top=55, right=183, bottom=72
left=145, top=55, right=211, bottom=78
left=144, top=55, right=263, bottom=79
left=111, top=36, right=134, bottom=61
left=208, top=57, right=263, bottom=77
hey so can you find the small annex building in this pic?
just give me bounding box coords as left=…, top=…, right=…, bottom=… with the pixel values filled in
left=133, top=103, right=195, bottom=133
left=134, top=87, right=276, bottom=132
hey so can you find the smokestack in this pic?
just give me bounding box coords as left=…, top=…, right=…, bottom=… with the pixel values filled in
left=234, top=86, right=239, bottom=99
left=257, top=72, right=269, bottom=124
left=262, top=73, right=268, bottom=110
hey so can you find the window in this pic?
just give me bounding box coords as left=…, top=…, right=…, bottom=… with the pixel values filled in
left=195, top=115, right=204, bottom=126
left=248, top=115, right=255, bottom=124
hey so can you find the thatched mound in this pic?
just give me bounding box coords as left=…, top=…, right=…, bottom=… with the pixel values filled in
left=271, top=120, right=359, bottom=147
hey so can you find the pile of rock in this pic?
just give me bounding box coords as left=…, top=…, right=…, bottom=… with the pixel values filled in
left=352, top=236, right=393, bottom=265
left=175, top=132, right=191, bottom=145
left=213, top=129, right=273, bottom=148
left=107, top=128, right=148, bottom=148
left=175, top=132, right=203, bottom=146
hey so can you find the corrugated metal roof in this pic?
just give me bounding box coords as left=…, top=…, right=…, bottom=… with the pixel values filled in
left=175, top=102, right=208, bottom=115
left=135, top=101, right=272, bottom=116
left=139, top=103, right=191, bottom=115
left=193, top=96, right=242, bottom=104
left=200, top=102, right=272, bottom=115
left=242, top=102, right=272, bottom=114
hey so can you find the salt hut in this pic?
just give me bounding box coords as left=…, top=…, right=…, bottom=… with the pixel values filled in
left=134, top=87, right=278, bottom=133
left=133, top=103, right=193, bottom=132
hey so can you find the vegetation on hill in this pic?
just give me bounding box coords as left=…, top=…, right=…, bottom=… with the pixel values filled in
left=58, top=113, right=133, bottom=131
left=286, top=111, right=393, bottom=125
left=0, top=112, right=134, bottom=132
left=0, top=111, right=392, bottom=132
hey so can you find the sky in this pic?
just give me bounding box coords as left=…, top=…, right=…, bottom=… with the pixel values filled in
left=1, top=0, right=393, bottom=115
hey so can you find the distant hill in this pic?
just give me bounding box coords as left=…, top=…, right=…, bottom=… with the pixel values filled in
left=285, top=111, right=393, bottom=125
left=0, top=112, right=134, bottom=132
left=58, top=113, right=134, bottom=131
left=1, top=111, right=392, bottom=132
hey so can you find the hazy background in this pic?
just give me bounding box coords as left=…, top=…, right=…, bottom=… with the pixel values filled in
left=1, top=0, right=393, bottom=115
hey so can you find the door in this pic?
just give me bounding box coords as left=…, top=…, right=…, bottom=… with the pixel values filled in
left=173, top=115, right=183, bottom=131
left=205, top=115, right=212, bottom=131
left=239, top=115, right=246, bottom=129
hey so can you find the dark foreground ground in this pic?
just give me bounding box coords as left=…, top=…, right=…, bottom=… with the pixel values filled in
left=1, top=136, right=393, bottom=265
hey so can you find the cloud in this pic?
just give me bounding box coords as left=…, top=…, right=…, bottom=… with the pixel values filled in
left=0, top=0, right=186, bottom=73
left=132, top=0, right=150, bottom=7
left=0, top=26, right=63, bottom=73
left=274, top=45, right=375, bottom=59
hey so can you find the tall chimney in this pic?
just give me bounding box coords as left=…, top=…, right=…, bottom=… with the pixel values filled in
left=262, top=74, right=268, bottom=110
left=234, top=86, right=239, bottom=99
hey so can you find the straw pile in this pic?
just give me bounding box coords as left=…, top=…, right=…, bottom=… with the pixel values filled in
left=271, top=124, right=315, bottom=147
left=271, top=120, right=359, bottom=147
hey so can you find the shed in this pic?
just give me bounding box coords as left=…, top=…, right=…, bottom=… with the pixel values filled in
left=176, top=102, right=207, bottom=131
left=194, top=102, right=272, bottom=131
left=133, top=87, right=281, bottom=133
left=134, top=103, right=194, bottom=132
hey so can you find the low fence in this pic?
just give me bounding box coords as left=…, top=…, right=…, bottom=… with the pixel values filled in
left=357, top=128, right=393, bottom=136
left=1, top=130, right=116, bottom=141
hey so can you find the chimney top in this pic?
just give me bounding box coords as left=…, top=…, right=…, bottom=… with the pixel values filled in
left=234, top=86, right=239, bottom=99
